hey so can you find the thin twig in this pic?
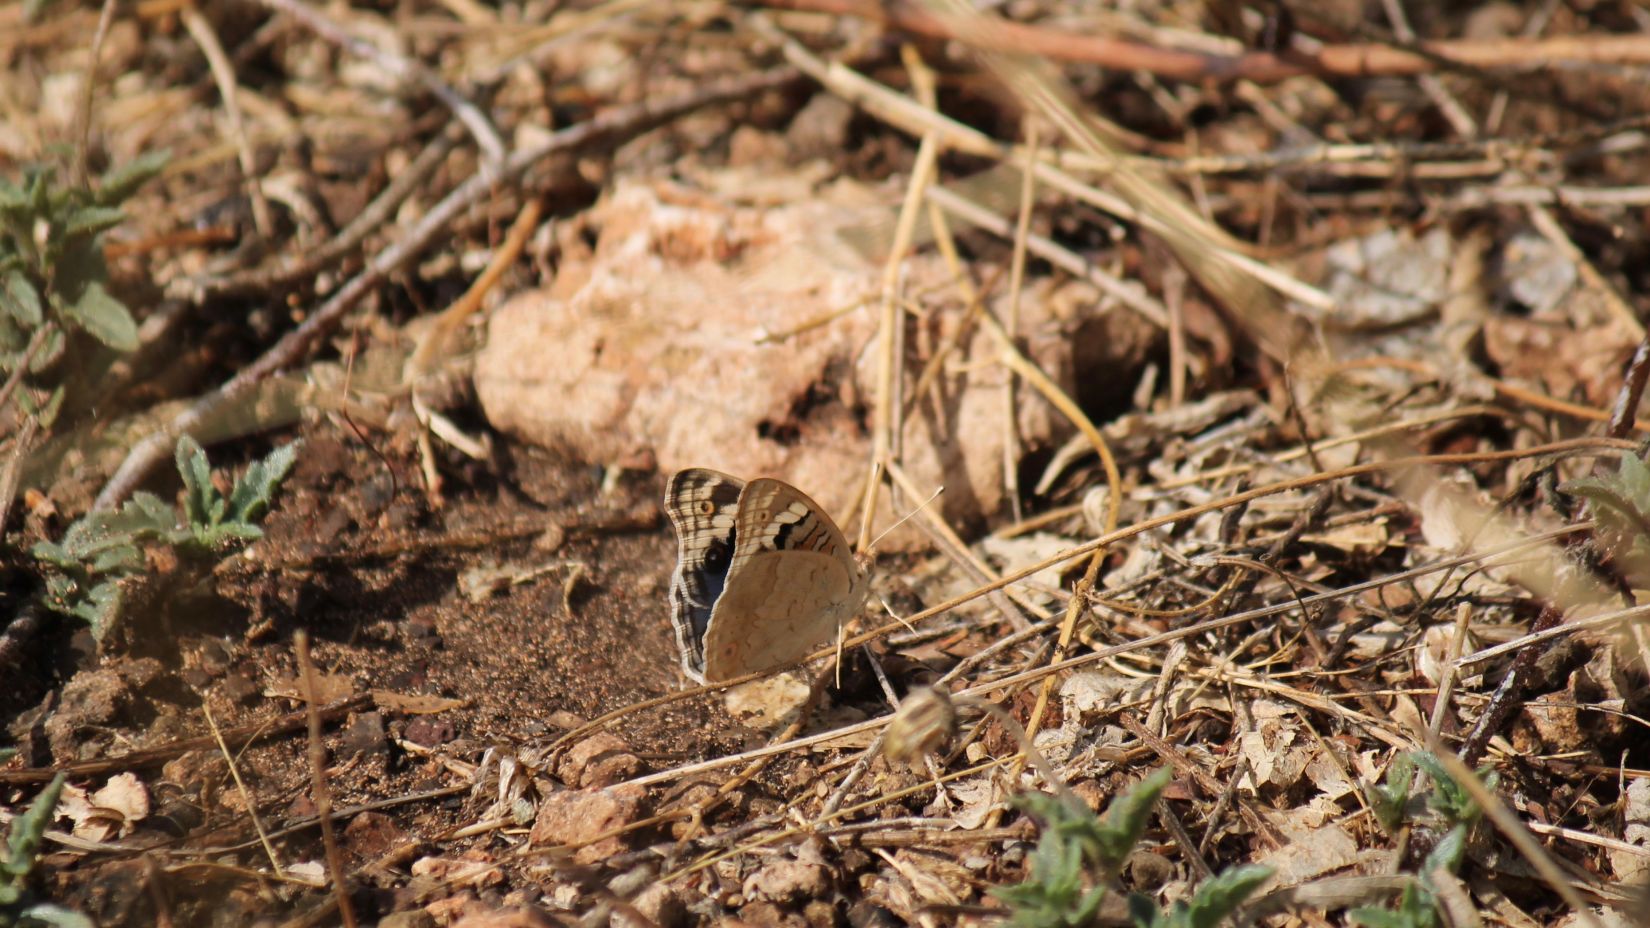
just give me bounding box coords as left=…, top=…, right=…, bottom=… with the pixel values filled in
left=762, top=0, right=1650, bottom=82
left=182, top=1, right=274, bottom=236
left=1607, top=334, right=1650, bottom=441
left=179, top=128, right=463, bottom=302
left=68, top=0, right=118, bottom=188
left=295, top=631, right=356, bottom=928
left=202, top=702, right=286, bottom=878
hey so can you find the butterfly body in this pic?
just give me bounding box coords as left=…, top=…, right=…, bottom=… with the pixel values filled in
left=665, top=468, right=868, bottom=683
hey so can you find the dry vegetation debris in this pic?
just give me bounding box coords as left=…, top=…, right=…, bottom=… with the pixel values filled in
left=3, top=0, right=1650, bottom=926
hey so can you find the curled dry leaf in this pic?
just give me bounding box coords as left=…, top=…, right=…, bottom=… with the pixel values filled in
left=56, top=772, right=151, bottom=841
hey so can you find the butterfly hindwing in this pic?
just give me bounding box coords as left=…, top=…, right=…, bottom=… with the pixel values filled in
left=664, top=468, right=744, bottom=682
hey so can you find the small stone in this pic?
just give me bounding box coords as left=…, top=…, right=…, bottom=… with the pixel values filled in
left=288, top=793, right=318, bottom=820
left=545, top=711, right=586, bottom=731
left=196, top=638, right=232, bottom=673
left=403, top=620, right=442, bottom=646
left=404, top=717, right=457, bottom=748
left=555, top=733, right=642, bottom=788
left=529, top=784, right=647, bottom=865
left=222, top=671, right=261, bottom=706
left=344, top=810, right=404, bottom=859
left=633, top=882, right=685, bottom=928
left=743, top=860, right=831, bottom=905
left=341, top=711, right=388, bottom=758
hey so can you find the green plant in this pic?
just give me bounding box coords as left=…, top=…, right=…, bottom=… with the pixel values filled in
left=1365, top=751, right=1495, bottom=836
left=993, top=769, right=1272, bottom=928
left=994, top=815, right=1108, bottom=928
left=1126, top=865, right=1275, bottom=928
left=1560, top=453, right=1650, bottom=588
left=1409, top=753, right=1495, bottom=831
left=1366, top=752, right=1415, bottom=835
left=1347, top=830, right=1468, bottom=928
left=32, top=435, right=299, bottom=636
left=0, top=152, right=167, bottom=430
left=1, top=773, right=91, bottom=927
left=1349, top=881, right=1440, bottom=928
left=1351, top=754, right=1492, bottom=927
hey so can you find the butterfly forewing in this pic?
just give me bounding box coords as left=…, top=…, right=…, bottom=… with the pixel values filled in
left=664, top=468, right=745, bottom=682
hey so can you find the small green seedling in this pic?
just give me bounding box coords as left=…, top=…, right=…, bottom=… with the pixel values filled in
left=32, top=435, right=298, bottom=637
left=1, top=773, right=91, bottom=927
left=1352, top=754, right=1489, bottom=927
left=1126, top=864, right=1275, bottom=928
left=1409, top=752, right=1495, bottom=830
left=994, top=769, right=1272, bottom=928
left=1366, top=752, right=1415, bottom=835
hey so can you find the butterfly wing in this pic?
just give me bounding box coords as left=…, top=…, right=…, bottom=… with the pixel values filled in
left=664, top=468, right=745, bottom=683
left=701, top=478, right=868, bottom=681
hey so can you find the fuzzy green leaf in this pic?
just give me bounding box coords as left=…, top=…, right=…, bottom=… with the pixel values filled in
left=1561, top=454, right=1650, bottom=588
left=27, top=328, right=63, bottom=376
left=1170, top=865, right=1273, bottom=928
left=1410, top=753, right=1494, bottom=827
left=24, top=169, right=48, bottom=216
left=87, top=544, right=142, bottom=575
left=176, top=434, right=216, bottom=528
left=1127, top=893, right=1163, bottom=928
left=2, top=269, right=42, bottom=327
left=993, top=835, right=1107, bottom=928
left=95, top=150, right=169, bottom=206
left=54, top=278, right=137, bottom=352
left=123, top=492, right=180, bottom=535
left=1347, top=909, right=1413, bottom=928
left=1367, top=753, right=1415, bottom=833
left=229, top=441, right=299, bottom=524
left=62, top=206, right=124, bottom=243
left=3, top=773, right=65, bottom=881
left=1349, top=882, right=1440, bottom=928
left=1422, top=824, right=1467, bottom=877
left=0, top=180, right=25, bottom=213
left=72, top=580, right=125, bottom=637
left=15, top=902, right=96, bottom=927
left=0, top=317, right=21, bottom=356
left=1094, top=768, right=1172, bottom=871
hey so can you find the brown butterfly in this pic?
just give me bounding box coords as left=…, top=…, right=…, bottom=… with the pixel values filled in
left=664, top=468, right=869, bottom=683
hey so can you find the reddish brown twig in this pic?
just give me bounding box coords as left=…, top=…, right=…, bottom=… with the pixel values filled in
left=296, top=631, right=356, bottom=928
left=762, top=0, right=1650, bottom=84
left=1608, top=334, right=1650, bottom=442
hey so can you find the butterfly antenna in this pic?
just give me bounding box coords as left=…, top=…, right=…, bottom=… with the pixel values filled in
left=835, top=623, right=847, bottom=690
left=864, top=485, right=945, bottom=555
